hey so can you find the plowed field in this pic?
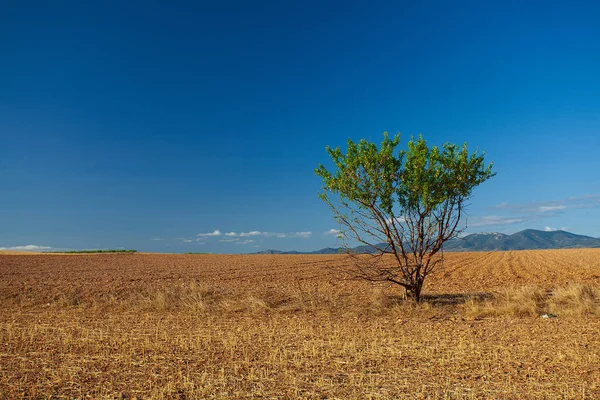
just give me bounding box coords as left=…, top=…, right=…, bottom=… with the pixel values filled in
left=1, top=250, right=600, bottom=399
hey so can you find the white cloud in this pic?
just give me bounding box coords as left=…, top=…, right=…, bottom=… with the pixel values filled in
left=469, top=216, right=526, bottom=227
left=197, top=242, right=206, bottom=245
left=221, top=230, right=313, bottom=239
left=263, top=231, right=311, bottom=238
left=239, top=231, right=262, bottom=237
left=491, top=194, right=600, bottom=214
left=324, top=229, right=344, bottom=238
left=226, top=231, right=263, bottom=237
left=491, top=202, right=565, bottom=214
left=189, top=230, right=313, bottom=242
left=567, top=193, right=600, bottom=204
left=481, top=197, right=584, bottom=230
left=183, top=239, right=193, bottom=243
left=538, top=205, right=566, bottom=213
left=295, top=231, right=312, bottom=238
left=197, top=230, right=222, bottom=237
left=219, top=238, right=239, bottom=242
left=0, top=245, right=54, bottom=251
left=385, top=216, right=406, bottom=224
left=263, top=232, right=289, bottom=238
left=236, top=240, right=255, bottom=245
left=149, top=238, right=164, bottom=241
left=544, top=226, right=568, bottom=232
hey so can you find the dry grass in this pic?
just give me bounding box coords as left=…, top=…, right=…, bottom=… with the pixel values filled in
left=1, top=250, right=600, bottom=399
left=548, top=284, right=600, bottom=317
left=464, top=286, right=547, bottom=317
left=464, top=284, right=600, bottom=318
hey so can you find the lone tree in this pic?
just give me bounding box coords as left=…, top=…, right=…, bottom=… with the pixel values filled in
left=315, top=133, right=495, bottom=302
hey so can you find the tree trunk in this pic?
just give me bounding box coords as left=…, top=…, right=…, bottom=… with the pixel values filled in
left=405, top=282, right=423, bottom=302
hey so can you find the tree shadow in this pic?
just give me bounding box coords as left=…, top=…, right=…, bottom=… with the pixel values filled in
left=388, top=292, right=493, bottom=306
left=423, top=292, right=493, bottom=306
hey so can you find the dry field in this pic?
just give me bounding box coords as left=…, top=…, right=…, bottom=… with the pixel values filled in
left=1, top=249, right=600, bottom=399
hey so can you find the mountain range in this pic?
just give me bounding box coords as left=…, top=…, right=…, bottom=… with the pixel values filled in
left=254, top=229, right=600, bottom=254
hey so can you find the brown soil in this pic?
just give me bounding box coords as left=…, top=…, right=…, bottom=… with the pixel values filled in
left=1, top=250, right=599, bottom=399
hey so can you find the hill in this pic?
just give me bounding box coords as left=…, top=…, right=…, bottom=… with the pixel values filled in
left=254, top=229, right=600, bottom=254
left=446, top=229, right=600, bottom=251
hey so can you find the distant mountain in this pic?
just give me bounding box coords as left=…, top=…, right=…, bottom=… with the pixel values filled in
left=255, top=247, right=343, bottom=255
left=252, top=229, right=600, bottom=254
left=447, top=229, right=600, bottom=251
left=444, top=232, right=510, bottom=251
left=254, top=243, right=387, bottom=255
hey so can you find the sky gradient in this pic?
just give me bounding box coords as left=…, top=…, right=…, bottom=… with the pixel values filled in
left=2, top=1, right=600, bottom=253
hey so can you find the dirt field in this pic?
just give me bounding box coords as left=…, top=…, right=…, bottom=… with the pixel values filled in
left=1, top=250, right=600, bottom=399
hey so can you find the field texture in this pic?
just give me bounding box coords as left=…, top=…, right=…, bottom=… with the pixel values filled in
left=1, top=250, right=600, bottom=399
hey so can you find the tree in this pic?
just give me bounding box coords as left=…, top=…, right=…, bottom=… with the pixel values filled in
left=315, top=133, right=495, bottom=302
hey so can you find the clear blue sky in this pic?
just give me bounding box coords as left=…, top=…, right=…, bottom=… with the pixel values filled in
left=1, top=1, right=599, bottom=253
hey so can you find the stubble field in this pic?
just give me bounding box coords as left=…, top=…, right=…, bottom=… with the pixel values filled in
left=1, top=249, right=600, bottom=399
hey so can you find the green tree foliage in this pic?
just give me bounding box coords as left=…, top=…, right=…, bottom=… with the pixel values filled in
left=316, top=133, right=495, bottom=301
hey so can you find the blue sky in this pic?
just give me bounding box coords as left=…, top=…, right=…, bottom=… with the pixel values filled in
left=1, top=1, right=599, bottom=253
